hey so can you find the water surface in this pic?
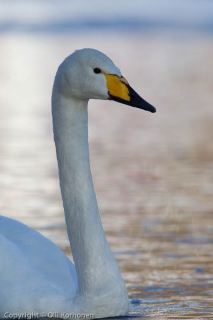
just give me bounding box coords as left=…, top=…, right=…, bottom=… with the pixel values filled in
left=0, top=32, right=213, bottom=319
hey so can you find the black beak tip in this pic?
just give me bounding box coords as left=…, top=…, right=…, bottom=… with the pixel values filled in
left=139, top=100, right=156, bottom=113
left=149, top=105, right=156, bottom=113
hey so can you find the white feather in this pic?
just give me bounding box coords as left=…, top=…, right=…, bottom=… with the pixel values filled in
left=0, top=48, right=128, bottom=319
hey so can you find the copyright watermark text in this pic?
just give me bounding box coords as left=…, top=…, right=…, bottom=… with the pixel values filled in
left=4, top=312, right=94, bottom=319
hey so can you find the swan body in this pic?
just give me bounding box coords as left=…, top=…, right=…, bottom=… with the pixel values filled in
left=0, top=48, right=155, bottom=319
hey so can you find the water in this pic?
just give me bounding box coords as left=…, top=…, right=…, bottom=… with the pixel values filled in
left=0, top=30, right=213, bottom=318
left=1, top=0, right=213, bottom=34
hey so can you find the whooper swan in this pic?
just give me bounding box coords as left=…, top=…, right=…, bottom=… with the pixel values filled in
left=0, top=48, right=155, bottom=319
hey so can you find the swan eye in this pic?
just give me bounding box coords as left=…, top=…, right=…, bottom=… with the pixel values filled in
left=94, top=68, right=101, bottom=74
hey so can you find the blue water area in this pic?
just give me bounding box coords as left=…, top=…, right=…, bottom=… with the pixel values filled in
left=1, top=0, right=213, bottom=34
left=1, top=18, right=213, bottom=34
left=194, top=267, right=204, bottom=273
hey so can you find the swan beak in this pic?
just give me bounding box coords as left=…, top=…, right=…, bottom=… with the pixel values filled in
left=105, top=74, right=156, bottom=113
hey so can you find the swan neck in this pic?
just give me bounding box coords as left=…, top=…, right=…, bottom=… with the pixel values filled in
left=52, top=91, right=125, bottom=297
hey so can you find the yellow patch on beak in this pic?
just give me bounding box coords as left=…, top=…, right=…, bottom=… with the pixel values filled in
left=104, top=74, right=130, bottom=102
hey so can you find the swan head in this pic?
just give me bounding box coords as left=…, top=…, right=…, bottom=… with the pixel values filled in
left=54, top=48, right=156, bottom=113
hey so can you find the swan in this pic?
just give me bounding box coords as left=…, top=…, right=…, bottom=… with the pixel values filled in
left=0, top=48, right=155, bottom=319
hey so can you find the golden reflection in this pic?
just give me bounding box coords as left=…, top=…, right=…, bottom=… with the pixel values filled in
left=0, top=34, right=213, bottom=318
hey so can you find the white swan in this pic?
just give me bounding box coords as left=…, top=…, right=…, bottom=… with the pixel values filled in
left=0, top=48, right=155, bottom=319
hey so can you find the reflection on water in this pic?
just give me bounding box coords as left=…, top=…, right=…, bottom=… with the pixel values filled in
left=0, top=33, right=213, bottom=319
left=122, top=213, right=213, bottom=318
